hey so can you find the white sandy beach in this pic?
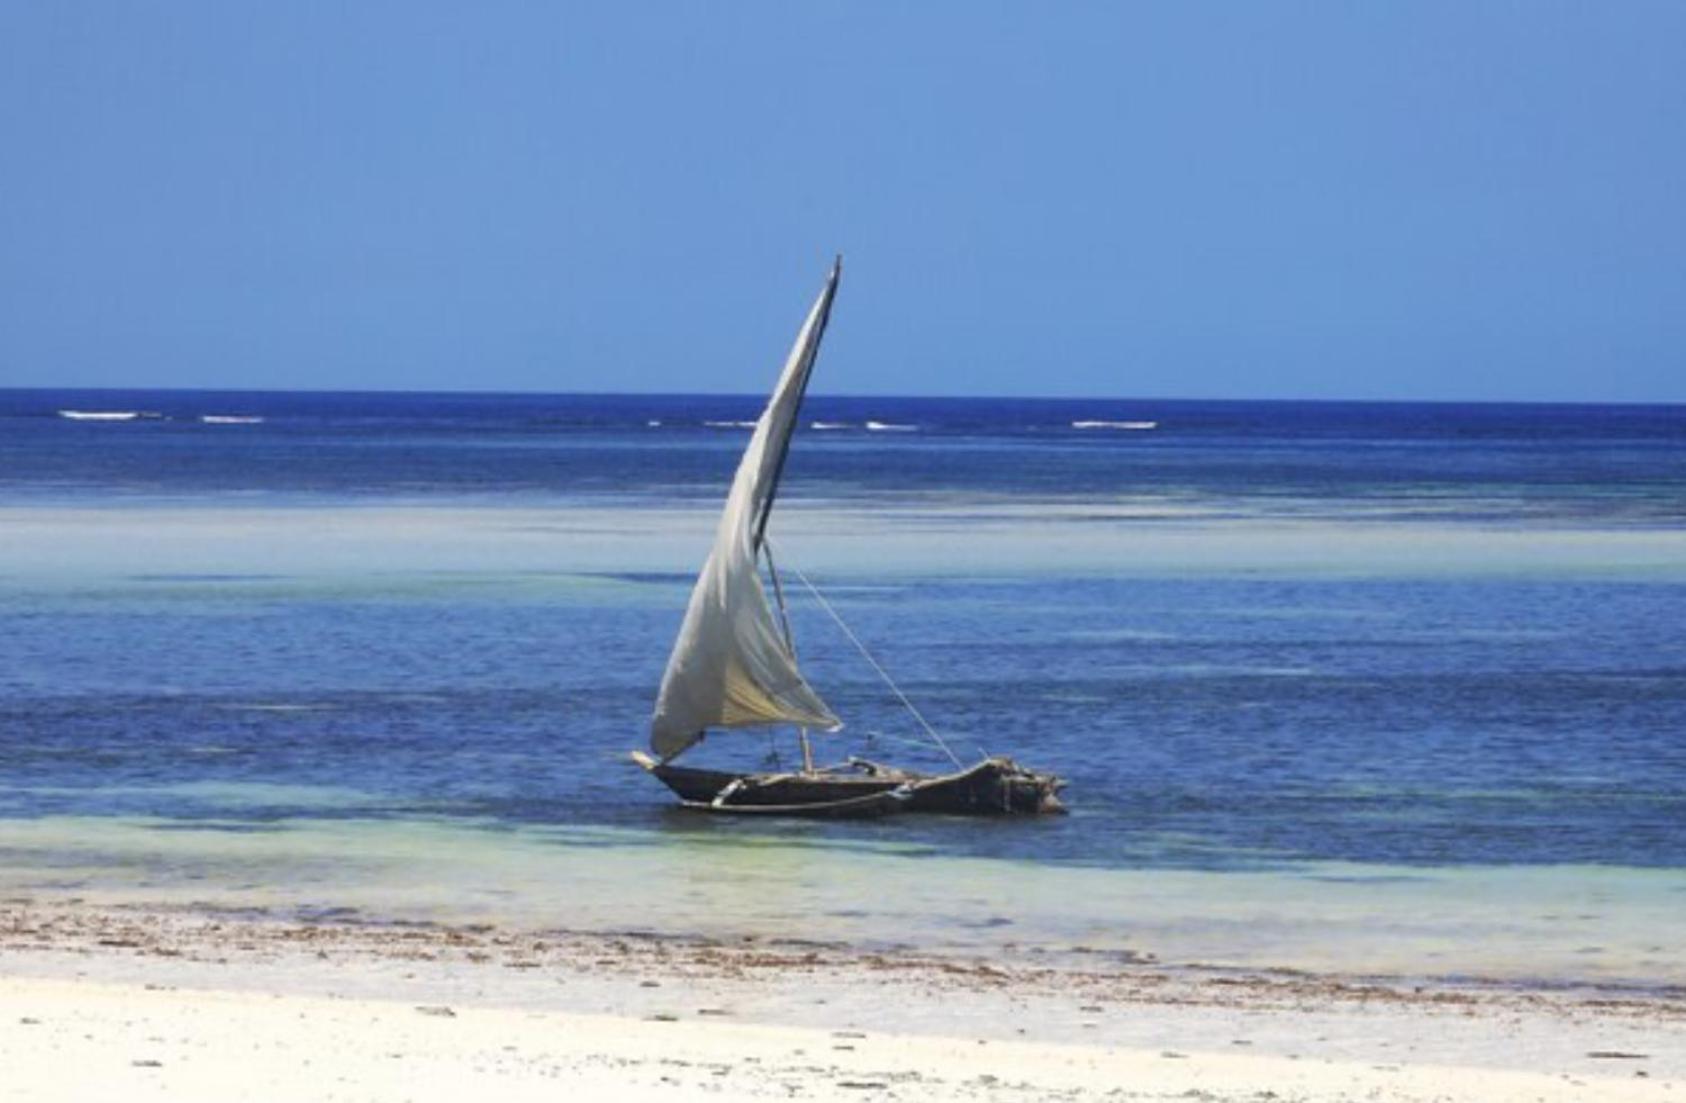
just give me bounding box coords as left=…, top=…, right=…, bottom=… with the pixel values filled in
left=2, top=901, right=1679, bottom=1101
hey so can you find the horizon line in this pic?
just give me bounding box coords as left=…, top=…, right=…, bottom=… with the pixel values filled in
left=3, top=384, right=1684, bottom=410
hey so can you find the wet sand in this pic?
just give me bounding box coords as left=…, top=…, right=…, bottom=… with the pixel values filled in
left=3, top=900, right=1680, bottom=1101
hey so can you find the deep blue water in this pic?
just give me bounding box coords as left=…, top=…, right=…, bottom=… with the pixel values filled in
left=4, top=388, right=1685, bottom=521
left=1, top=388, right=1684, bottom=872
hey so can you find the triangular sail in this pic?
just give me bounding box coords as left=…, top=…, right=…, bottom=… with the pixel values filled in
left=649, top=259, right=843, bottom=760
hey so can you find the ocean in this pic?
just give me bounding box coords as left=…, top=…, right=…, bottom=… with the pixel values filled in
left=2, top=388, right=1684, bottom=986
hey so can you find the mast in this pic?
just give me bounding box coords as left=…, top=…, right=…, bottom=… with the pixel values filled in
left=752, top=254, right=841, bottom=553
left=752, top=256, right=837, bottom=773
left=762, top=540, right=816, bottom=773
left=647, top=258, right=846, bottom=761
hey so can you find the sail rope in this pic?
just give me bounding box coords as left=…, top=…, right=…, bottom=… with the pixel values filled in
left=783, top=561, right=964, bottom=768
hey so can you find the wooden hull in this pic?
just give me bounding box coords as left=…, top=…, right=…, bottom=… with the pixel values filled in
left=907, top=760, right=1066, bottom=815
left=631, top=752, right=1065, bottom=817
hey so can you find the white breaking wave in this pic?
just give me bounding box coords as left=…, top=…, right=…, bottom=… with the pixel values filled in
left=58, top=410, right=140, bottom=421
left=865, top=420, right=916, bottom=432
left=200, top=415, right=265, bottom=425
left=646, top=419, right=662, bottom=427
left=703, top=420, right=758, bottom=429
left=1072, top=419, right=1157, bottom=430
left=810, top=421, right=850, bottom=430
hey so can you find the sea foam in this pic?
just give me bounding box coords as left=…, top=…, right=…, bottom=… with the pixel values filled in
left=58, top=410, right=142, bottom=422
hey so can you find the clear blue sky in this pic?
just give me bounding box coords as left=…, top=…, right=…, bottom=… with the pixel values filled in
left=2, top=2, right=1681, bottom=401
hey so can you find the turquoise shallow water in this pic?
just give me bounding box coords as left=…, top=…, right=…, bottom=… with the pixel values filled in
left=1, top=390, right=1684, bottom=985
left=4, top=809, right=1682, bottom=988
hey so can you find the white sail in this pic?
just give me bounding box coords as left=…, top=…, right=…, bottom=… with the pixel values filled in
left=649, top=260, right=844, bottom=760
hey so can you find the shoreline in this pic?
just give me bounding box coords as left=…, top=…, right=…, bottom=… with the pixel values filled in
left=3, top=899, right=1681, bottom=1100
left=5, top=811, right=1682, bottom=991
left=9, top=896, right=1685, bottom=1007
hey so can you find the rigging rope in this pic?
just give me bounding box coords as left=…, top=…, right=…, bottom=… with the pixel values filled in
left=783, top=560, right=964, bottom=768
